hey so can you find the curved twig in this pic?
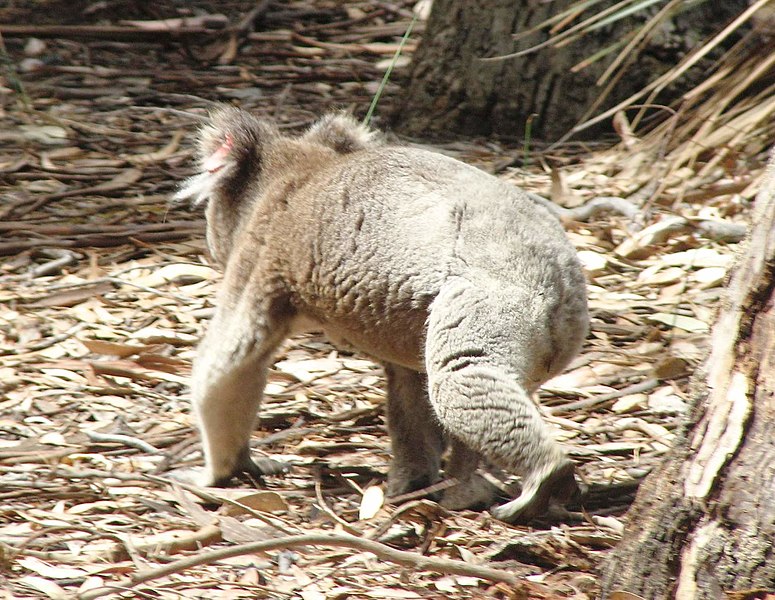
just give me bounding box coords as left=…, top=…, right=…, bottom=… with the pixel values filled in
left=529, top=192, right=747, bottom=242
left=78, top=532, right=519, bottom=599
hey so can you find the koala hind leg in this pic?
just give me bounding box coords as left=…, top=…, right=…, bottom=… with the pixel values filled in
left=192, top=296, right=291, bottom=487
left=384, top=363, right=445, bottom=498
left=425, top=279, right=579, bottom=522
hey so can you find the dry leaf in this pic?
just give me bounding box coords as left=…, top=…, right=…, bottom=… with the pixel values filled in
left=38, top=432, right=69, bottom=446
left=131, top=263, right=215, bottom=287
left=18, top=557, right=88, bottom=579
left=218, top=515, right=274, bottom=543
left=612, top=393, right=648, bottom=413
left=648, top=313, right=709, bottom=333
left=691, top=266, right=726, bottom=288
left=550, top=166, right=585, bottom=208
left=27, top=282, right=114, bottom=308
left=615, top=217, right=688, bottom=258
left=275, top=357, right=342, bottom=382
left=637, top=266, right=685, bottom=286
left=434, top=577, right=459, bottom=592
left=648, top=387, right=689, bottom=415
left=365, top=589, right=422, bottom=599
left=81, top=339, right=147, bottom=357
left=660, top=248, right=734, bottom=268
left=613, top=110, right=639, bottom=149
left=77, top=577, right=105, bottom=594
left=577, top=250, right=609, bottom=275
left=19, top=124, right=69, bottom=145
left=591, top=515, right=625, bottom=534
left=609, top=592, right=647, bottom=600
left=122, top=14, right=229, bottom=30
left=172, top=485, right=218, bottom=527
left=17, top=576, right=68, bottom=600
left=358, top=485, right=385, bottom=520
left=91, top=167, right=143, bottom=192
left=222, top=491, right=288, bottom=515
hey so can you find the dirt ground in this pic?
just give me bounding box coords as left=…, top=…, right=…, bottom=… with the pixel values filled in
left=0, top=2, right=766, bottom=599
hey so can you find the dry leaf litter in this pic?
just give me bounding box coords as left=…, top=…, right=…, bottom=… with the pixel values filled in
left=0, top=1, right=769, bottom=599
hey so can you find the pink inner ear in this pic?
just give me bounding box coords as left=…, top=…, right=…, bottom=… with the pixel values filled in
left=203, top=133, right=234, bottom=173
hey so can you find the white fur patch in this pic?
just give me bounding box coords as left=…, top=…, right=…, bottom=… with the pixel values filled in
left=173, top=171, right=220, bottom=207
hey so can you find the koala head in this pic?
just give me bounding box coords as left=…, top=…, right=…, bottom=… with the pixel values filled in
left=175, top=107, right=381, bottom=266
left=173, top=107, right=277, bottom=265
left=175, top=106, right=277, bottom=209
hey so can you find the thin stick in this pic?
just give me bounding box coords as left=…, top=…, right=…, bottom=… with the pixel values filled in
left=548, top=378, right=660, bottom=414
left=78, top=532, right=518, bottom=599
left=314, top=476, right=362, bottom=535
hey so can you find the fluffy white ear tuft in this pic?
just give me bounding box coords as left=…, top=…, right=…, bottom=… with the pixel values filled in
left=174, top=106, right=277, bottom=208
left=173, top=171, right=218, bottom=207
left=303, top=113, right=382, bottom=154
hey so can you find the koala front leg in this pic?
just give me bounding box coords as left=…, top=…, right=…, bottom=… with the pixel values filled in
left=192, top=297, right=290, bottom=487
left=383, top=363, right=445, bottom=497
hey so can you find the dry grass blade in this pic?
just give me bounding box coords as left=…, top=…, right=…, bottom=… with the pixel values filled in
left=587, top=0, right=664, bottom=32
left=595, top=0, right=682, bottom=85
left=484, top=0, right=657, bottom=61
left=665, top=64, right=775, bottom=171
left=568, top=0, right=773, bottom=137
left=513, top=0, right=613, bottom=40
left=571, top=36, right=630, bottom=72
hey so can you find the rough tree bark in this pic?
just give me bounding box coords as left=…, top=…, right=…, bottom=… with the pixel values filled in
left=396, top=0, right=747, bottom=141
left=601, top=151, right=775, bottom=599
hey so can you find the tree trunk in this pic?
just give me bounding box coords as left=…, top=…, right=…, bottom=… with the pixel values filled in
left=395, top=0, right=747, bottom=141
left=601, top=150, right=775, bottom=599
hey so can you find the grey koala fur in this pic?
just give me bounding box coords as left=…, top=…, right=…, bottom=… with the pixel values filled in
left=175, top=106, right=589, bottom=523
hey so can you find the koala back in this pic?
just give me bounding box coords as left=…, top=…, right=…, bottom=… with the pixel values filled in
left=178, top=108, right=588, bottom=372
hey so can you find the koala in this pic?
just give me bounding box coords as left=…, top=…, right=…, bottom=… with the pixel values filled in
left=174, top=106, right=589, bottom=523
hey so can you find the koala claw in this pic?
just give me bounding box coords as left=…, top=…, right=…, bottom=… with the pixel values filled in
left=206, top=448, right=291, bottom=488
left=387, top=471, right=439, bottom=500
left=489, top=461, right=579, bottom=524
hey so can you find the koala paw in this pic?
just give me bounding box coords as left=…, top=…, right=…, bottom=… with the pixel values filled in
left=387, top=465, right=441, bottom=500
left=440, top=473, right=503, bottom=511
left=202, top=448, right=291, bottom=488
left=490, top=460, right=579, bottom=524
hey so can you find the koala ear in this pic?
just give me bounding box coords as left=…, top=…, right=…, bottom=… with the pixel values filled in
left=174, top=106, right=277, bottom=207
left=303, top=113, right=382, bottom=154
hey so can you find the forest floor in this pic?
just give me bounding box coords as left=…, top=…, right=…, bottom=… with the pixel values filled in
left=0, top=1, right=768, bottom=599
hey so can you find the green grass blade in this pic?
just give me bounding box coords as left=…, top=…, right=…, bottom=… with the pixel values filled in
left=363, top=14, right=418, bottom=127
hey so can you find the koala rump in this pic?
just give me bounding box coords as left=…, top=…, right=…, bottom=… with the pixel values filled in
left=175, top=106, right=589, bottom=523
